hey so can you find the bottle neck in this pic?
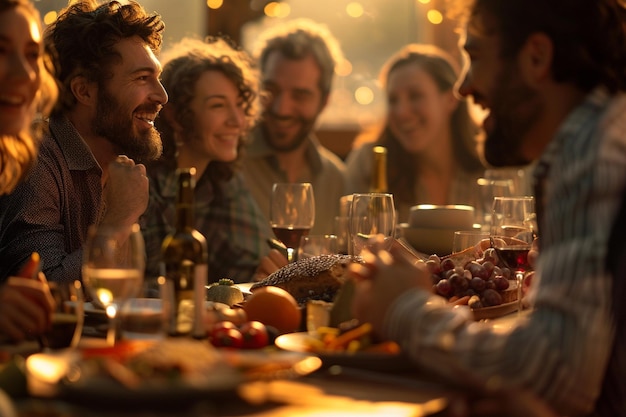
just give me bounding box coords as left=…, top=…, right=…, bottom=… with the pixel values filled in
left=370, top=145, right=388, bottom=193
left=175, top=169, right=195, bottom=230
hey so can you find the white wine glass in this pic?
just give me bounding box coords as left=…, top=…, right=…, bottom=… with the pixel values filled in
left=490, top=196, right=536, bottom=315
left=349, top=193, right=396, bottom=256
left=270, top=183, right=315, bottom=263
left=82, top=223, right=145, bottom=345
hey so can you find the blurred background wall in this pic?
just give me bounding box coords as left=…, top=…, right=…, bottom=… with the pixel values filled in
left=32, top=0, right=462, bottom=159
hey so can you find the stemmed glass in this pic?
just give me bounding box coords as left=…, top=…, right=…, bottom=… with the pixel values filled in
left=349, top=193, right=396, bottom=256
left=82, top=223, right=145, bottom=345
left=490, top=196, right=536, bottom=315
left=270, top=183, right=315, bottom=263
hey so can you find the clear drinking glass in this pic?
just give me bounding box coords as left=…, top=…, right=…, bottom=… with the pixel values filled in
left=39, top=280, right=84, bottom=350
left=270, top=183, right=316, bottom=263
left=349, top=193, right=396, bottom=256
left=298, top=234, right=338, bottom=259
left=490, top=196, right=536, bottom=315
left=82, top=223, right=145, bottom=345
left=452, top=230, right=490, bottom=254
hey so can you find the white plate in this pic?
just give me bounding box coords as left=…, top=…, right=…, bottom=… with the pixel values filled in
left=275, top=332, right=407, bottom=372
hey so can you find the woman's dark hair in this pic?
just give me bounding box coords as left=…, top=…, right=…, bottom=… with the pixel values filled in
left=153, top=36, right=260, bottom=183
left=374, top=44, right=483, bottom=208
left=467, top=0, right=626, bottom=93
left=44, top=0, right=164, bottom=116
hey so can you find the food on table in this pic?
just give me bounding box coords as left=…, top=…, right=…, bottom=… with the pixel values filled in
left=251, top=254, right=360, bottom=305
left=79, top=339, right=236, bottom=388
left=243, top=286, right=301, bottom=334
left=426, top=244, right=518, bottom=309
left=207, top=320, right=272, bottom=349
left=239, top=321, right=271, bottom=349
left=306, top=320, right=400, bottom=354
left=206, top=278, right=244, bottom=307
left=202, top=303, right=248, bottom=332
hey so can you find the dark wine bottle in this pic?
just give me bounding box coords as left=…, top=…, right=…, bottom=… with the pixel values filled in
left=160, top=168, right=208, bottom=338
left=369, top=145, right=388, bottom=193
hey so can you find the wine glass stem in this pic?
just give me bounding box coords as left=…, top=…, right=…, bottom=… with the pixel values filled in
left=287, top=247, right=296, bottom=263
left=515, top=271, right=524, bottom=317
left=106, top=305, right=118, bottom=346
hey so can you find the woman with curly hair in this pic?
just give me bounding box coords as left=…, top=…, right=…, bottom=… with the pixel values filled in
left=142, top=37, right=273, bottom=284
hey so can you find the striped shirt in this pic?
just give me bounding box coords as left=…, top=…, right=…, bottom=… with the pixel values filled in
left=385, top=88, right=626, bottom=416
left=140, top=165, right=273, bottom=284
left=0, top=115, right=103, bottom=283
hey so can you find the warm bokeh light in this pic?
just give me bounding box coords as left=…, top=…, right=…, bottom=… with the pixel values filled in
left=335, top=59, right=353, bottom=77
left=346, top=2, right=364, bottom=18
left=43, top=11, right=57, bottom=25
left=207, top=0, right=224, bottom=9
left=417, top=0, right=431, bottom=4
left=355, top=86, right=374, bottom=105
left=265, top=2, right=291, bottom=18
left=276, top=3, right=291, bottom=17
left=427, top=9, right=443, bottom=24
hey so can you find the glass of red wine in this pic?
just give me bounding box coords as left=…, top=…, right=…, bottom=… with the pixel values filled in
left=270, top=183, right=316, bottom=263
left=490, top=196, right=536, bottom=315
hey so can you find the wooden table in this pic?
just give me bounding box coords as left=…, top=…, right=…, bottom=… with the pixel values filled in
left=10, top=363, right=453, bottom=417
left=3, top=311, right=528, bottom=417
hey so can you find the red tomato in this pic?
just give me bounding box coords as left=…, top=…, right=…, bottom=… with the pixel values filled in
left=210, top=320, right=238, bottom=333
left=240, top=321, right=269, bottom=349
left=209, top=326, right=243, bottom=348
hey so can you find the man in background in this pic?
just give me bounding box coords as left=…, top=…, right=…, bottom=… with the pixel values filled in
left=0, top=0, right=167, bottom=283
left=242, top=19, right=347, bottom=235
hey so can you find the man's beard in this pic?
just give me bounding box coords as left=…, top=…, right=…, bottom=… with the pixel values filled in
left=483, top=63, right=542, bottom=167
left=93, top=90, right=162, bottom=163
left=262, top=112, right=316, bottom=153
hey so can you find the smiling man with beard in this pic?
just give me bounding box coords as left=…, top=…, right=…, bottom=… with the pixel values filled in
left=347, top=0, right=626, bottom=416
left=0, top=0, right=167, bottom=283
left=241, top=19, right=347, bottom=236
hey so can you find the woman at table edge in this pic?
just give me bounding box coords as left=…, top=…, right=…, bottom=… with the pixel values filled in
left=0, top=0, right=57, bottom=343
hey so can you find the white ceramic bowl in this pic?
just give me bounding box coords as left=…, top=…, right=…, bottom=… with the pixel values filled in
left=408, top=204, right=475, bottom=230
left=398, top=223, right=456, bottom=256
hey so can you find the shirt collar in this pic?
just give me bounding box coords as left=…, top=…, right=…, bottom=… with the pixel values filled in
left=49, top=114, right=101, bottom=172
left=246, top=125, right=324, bottom=173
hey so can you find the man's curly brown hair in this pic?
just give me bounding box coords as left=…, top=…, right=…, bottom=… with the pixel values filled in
left=44, top=0, right=164, bottom=117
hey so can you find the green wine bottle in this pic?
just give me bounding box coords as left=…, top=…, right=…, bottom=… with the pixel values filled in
left=161, top=168, right=208, bottom=338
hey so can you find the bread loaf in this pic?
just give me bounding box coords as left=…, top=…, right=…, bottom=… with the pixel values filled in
left=251, top=254, right=359, bottom=305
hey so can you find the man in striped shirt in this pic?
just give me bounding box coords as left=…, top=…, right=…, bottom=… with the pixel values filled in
left=349, top=1, right=626, bottom=415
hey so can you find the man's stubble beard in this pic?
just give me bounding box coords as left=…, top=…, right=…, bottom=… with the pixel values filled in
left=483, top=61, right=542, bottom=167
left=93, top=90, right=163, bottom=164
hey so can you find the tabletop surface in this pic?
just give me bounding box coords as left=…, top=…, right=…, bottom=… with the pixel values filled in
left=2, top=309, right=526, bottom=417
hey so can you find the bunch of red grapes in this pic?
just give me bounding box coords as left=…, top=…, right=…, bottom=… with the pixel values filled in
left=425, top=247, right=514, bottom=309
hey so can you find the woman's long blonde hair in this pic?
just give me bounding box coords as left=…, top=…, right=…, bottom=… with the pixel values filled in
left=0, top=0, right=57, bottom=195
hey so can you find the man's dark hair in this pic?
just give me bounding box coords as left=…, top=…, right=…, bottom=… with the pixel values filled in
left=45, top=0, right=165, bottom=116
left=460, top=0, right=626, bottom=93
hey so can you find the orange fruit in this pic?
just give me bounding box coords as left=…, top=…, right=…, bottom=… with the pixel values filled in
left=243, top=286, right=301, bottom=334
